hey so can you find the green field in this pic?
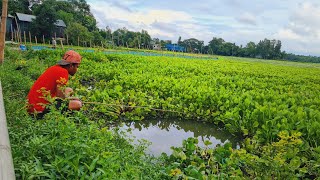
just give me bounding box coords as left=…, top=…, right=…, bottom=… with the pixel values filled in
left=1, top=49, right=320, bottom=179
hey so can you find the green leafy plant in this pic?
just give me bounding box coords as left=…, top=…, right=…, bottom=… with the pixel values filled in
left=1, top=48, right=320, bottom=178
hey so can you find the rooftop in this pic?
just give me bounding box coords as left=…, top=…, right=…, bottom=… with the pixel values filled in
left=15, top=12, right=66, bottom=27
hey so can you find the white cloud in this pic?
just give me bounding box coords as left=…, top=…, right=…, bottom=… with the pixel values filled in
left=89, top=1, right=206, bottom=41
left=236, top=12, right=257, bottom=25
left=87, top=0, right=320, bottom=56
left=89, top=1, right=193, bottom=33
left=271, top=2, right=320, bottom=55
left=275, top=29, right=302, bottom=40
left=287, top=2, right=320, bottom=37
left=143, top=10, right=194, bottom=24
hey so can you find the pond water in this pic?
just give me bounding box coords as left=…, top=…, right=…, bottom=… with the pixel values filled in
left=114, top=119, right=241, bottom=156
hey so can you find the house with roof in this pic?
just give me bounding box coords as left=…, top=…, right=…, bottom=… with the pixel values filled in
left=152, top=44, right=161, bottom=50
left=5, top=14, right=14, bottom=33
left=6, top=12, right=66, bottom=38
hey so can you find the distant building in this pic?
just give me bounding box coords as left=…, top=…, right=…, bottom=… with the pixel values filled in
left=6, top=14, right=14, bottom=34
left=14, top=13, right=35, bottom=35
left=152, top=44, right=161, bottom=50
left=4, top=12, right=66, bottom=38
left=165, top=44, right=185, bottom=52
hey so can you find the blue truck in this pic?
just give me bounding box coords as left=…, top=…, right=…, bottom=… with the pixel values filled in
left=165, top=44, right=185, bottom=52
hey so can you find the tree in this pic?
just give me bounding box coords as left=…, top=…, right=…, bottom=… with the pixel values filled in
left=30, top=0, right=58, bottom=38
left=1, top=0, right=30, bottom=14
left=111, top=28, right=151, bottom=49
left=130, top=36, right=139, bottom=48
left=69, top=0, right=91, bottom=16
left=82, top=15, right=98, bottom=32
left=67, top=0, right=98, bottom=31
left=56, top=10, right=74, bottom=26
left=160, top=40, right=171, bottom=47
left=274, top=40, right=282, bottom=59
left=177, top=36, right=182, bottom=45
left=220, top=42, right=238, bottom=56
left=91, top=30, right=104, bottom=46
left=105, top=26, right=112, bottom=41
left=112, top=28, right=126, bottom=46
left=180, top=38, right=203, bottom=53
left=244, top=42, right=256, bottom=57
left=55, top=0, right=74, bottom=13
left=140, top=30, right=151, bottom=48
left=65, top=22, right=92, bottom=46
left=256, top=38, right=282, bottom=59
left=256, top=39, right=270, bottom=59
left=208, top=37, right=225, bottom=55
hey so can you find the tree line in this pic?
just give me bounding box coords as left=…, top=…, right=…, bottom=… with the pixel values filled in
left=1, top=0, right=319, bottom=63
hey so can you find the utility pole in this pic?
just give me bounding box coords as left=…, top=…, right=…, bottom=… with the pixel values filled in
left=0, top=0, right=8, bottom=64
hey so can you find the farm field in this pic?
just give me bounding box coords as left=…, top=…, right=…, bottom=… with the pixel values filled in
left=1, top=49, right=320, bottom=179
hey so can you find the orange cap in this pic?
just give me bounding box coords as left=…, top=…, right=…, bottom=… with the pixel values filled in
left=57, top=50, right=82, bottom=65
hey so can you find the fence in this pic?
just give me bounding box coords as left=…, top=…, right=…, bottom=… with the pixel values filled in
left=9, top=30, right=109, bottom=49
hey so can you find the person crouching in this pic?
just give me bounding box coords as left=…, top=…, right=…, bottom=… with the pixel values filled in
left=27, top=50, right=83, bottom=119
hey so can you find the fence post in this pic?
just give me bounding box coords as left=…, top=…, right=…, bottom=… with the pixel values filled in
left=13, top=31, right=15, bottom=43
left=66, top=34, right=69, bottom=46
left=60, top=39, right=64, bottom=50
left=24, top=31, right=26, bottom=45
left=29, top=32, right=31, bottom=44
left=0, top=81, right=16, bottom=179
left=19, top=31, right=22, bottom=44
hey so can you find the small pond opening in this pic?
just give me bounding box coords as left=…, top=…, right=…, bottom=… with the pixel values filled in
left=112, top=119, right=241, bottom=156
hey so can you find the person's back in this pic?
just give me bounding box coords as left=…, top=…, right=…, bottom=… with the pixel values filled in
left=27, top=50, right=82, bottom=119
left=27, top=65, right=68, bottom=113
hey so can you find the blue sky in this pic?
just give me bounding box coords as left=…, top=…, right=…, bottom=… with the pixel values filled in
left=86, top=0, right=320, bottom=56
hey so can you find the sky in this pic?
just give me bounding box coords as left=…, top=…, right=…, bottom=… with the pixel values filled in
left=86, top=0, right=320, bottom=56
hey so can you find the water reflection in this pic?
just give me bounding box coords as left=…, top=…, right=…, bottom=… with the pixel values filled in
left=115, top=119, right=240, bottom=156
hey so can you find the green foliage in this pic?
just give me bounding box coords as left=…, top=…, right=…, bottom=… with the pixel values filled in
left=91, top=31, right=105, bottom=46
left=1, top=0, right=30, bottom=14
left=1, top=48, right=320, bottom=178
left=284, top=53, right=320, bottom=63
left=65, top=22, right=93, bottom=46
left=256, top=39, right=283, bottom=59
left=56, top=10, right=74, bottom=26
left=31, top=0, right=58, bottom=37
left=112, top=28, right=152, bottom=49
left=180, top=38, right=204, bottom=53
left=162, top=137, right=237, bottom=179
left=10, top=114, right=161, bottom=179
left=74, top=53, right=320, bottom=145
left=229, top=131, right=320, bottom=179
left=68, top=0, right=97, bottom=31
left=207, top=37, right=284, bottom=60
left=0, top=50, right=162, bottom=179
left=162, top=132, right=320, bottom=179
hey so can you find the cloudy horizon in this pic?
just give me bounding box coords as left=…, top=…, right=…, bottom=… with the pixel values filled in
left=87, top=0, right=320, bottom=56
